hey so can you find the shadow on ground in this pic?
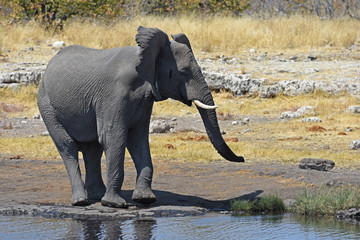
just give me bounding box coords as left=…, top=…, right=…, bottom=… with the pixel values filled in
left=120, top=189, right=264, bottom=210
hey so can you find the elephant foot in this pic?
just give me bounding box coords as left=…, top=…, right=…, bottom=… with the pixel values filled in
left=72, top=197, right=88, bottom=206
left=101, top=193, right=128, bottom=208
left=132, top=188, right=157, bottom=204
left=71, top=192, right=88, bottom=206
left=71, top=189, right=88, bottom=206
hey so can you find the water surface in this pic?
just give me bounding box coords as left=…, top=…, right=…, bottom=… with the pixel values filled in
left=1, top=213, right=360, bottom=239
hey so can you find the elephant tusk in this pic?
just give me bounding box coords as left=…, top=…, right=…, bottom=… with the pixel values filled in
left=193, top=100, right=218, bottom=110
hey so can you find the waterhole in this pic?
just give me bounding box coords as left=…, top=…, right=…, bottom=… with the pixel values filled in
left=1, top=213, right=360, bottom=239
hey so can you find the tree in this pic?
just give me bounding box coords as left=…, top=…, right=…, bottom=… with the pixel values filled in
left=2, top=0, right=124, bottom=28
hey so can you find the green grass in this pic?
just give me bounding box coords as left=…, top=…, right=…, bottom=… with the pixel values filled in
left=292, top=186, right=360, bottom=216
left=231, top=195, right=285, bottom=214
left=231, top=186, right=360, bottom=216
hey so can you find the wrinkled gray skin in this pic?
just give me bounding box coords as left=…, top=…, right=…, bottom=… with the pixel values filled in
left=37, top=26, right=244, bottom=208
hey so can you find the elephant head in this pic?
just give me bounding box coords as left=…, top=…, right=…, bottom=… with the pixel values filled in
left=136, top=26, right=244, bottom=163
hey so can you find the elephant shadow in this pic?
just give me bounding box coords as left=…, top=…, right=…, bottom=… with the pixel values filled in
left=120, top=189, right=264, bottom=210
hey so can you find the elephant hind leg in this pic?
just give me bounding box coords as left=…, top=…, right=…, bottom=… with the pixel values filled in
left=38, top=97, right=87, bottom=206
left=79, top=141, right=106, bottom=201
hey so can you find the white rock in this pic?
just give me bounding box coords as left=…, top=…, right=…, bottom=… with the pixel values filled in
left=346, top=105, right=360, bottom=114
left=52, top=41, right=65, bottom=48
left=280, top=111, right=302, bottom=119
left=297, top=106, right=314, bottom=115
left=280, top=106, right=315, bottom=119
left=241, top=129, right=254, bottom=134
left=350, top=140, right=360, bottom=150
left=149, top=120, right=173, bottom=134
left=231, top=121, right=239, bottom=125
left=302, top=117, right=322, bottom=122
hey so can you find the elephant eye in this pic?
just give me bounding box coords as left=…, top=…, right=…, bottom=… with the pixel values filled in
left=169, top=70, right=172, bottom=79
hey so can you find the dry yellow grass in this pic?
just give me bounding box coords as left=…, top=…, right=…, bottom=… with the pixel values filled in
left=153, top=91, right=359, bottom=117
left=1, top=16, right=359, bottom=167
left=0, top=137, right=58, bottom=159
left=0, top=84, right=39, bottom=117
left=1, top=15, right=359, bottom=56
left=1, top=87, right=358, bottom=168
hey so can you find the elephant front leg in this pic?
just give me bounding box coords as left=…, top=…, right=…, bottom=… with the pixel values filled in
left=101, top=140, right=128, bottom=208
left=127, top=128, right=156, bottom=204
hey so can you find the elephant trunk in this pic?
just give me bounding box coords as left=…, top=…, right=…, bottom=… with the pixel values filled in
left=195, top=89, right=244, bottom=163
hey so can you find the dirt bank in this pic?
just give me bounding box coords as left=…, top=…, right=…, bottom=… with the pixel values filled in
left=1, top=151, right=360, bottom=214
left=1, top=112, right=360, bottom=218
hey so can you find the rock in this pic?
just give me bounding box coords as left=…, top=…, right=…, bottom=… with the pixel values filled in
left=346, top=105, right=360, bottom=114
left=335, top=208, right=360, bottom=222
left=301, top=117, right=322, bottom=122
left=307, top=56, right=317, bottom=61
left=52, top=41, right=66, bottom=48
left=241, top=129, right=254, bottom=134
left=289, top=56, right=298, bottom=61
left=231, top=121, right=239, bottom=125
left=280, top=111, right=302, bottom=119
left=201, top=70, right=360, bottom=98
left=0, top=70, right=44, bottom=86
left=350, top=140, right=360, bottom=150
left=280, top=106, right=315, bottom=119
left=228, top=58, right=239, bottom=65
left=203, top=70, right=265, bottom=96
left=33, top=113, right=41, bottom=119
left=260, top=84, right=282, bottom=98
left=299, top=158, right=335, bottom=171
left=40, top=131, right=50, bottom=136
left=0, top=204, right=207, bottom=221
left=326, top=179, right=346, bottom=186
left=149, top=120, right=173, bottom=134
left=297, top=106, right=314, bottom=115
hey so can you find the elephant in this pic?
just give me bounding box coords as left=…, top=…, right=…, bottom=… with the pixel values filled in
left=37, top=26, right=244, bottom=208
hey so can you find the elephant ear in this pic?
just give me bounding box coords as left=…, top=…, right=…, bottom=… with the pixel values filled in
left=136, top=26, right=169, bottom=101
left=171, top=33, right=193, bottom=52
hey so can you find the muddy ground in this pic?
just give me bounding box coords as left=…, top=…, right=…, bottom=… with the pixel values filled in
left=1, top=116, right=360, bottom=216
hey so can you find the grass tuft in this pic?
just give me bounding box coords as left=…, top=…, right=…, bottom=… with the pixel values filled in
left=231, top=195, right=285, bottom=214
left=292, top=187, right=360, bottom=216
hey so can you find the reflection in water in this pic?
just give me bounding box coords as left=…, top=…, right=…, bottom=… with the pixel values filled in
left=1, top=214, right=360, bottom=240
left=133, top=218, right=156, bottom=240
left=64, top=217, right=156, bottom=239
